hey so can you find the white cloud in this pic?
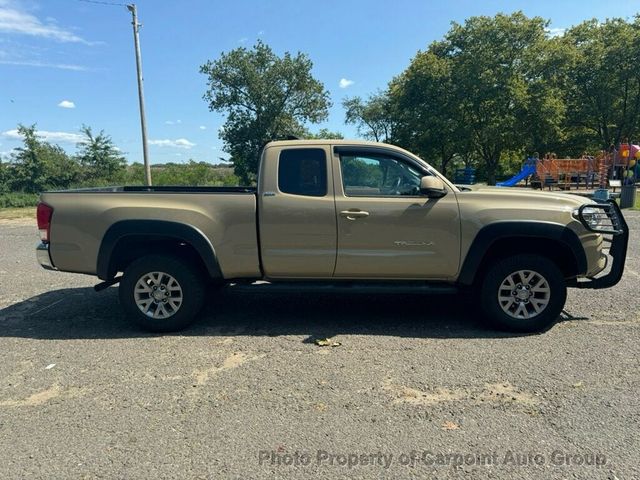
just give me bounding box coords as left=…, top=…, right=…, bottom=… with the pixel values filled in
left=239, top=37, right=248, bottom=44
left=0, top=59, right=90, bottom=71
left=0, top=148, right=16, bottom=159
left=57, top=100, right=75, bottom=109
left=257, top=30, right=264, bottom=36
left=339, top=78, right=354, bottom=89
left=2, top=128, right=83, bottom=144
left=164, top=119, right=182, bottom=125
left=546, top=27, right=566, bottom=38
left=149, top=138, right=195, bottom=149
left=0, top=0, right=94, bottom=44
left=199, top=125, right=207, bottom=130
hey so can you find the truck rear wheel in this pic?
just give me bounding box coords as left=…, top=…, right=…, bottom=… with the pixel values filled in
left=480, top=254, right=566, bottom=333
left=119, top=254, right=205, bottom=332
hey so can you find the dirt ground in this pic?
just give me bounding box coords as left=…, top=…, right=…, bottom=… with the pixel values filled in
left=0, top=212, right=639, bottom=479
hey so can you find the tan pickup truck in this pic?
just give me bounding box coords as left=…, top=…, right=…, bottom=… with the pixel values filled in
left=36, top=140, right=629, bottom=333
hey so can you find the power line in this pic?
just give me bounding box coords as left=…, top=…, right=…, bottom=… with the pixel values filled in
left=77, top=0, right=127, bottom=7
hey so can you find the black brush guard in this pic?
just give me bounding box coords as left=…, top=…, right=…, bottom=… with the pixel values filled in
left=570, top=200, right=629, bottom=289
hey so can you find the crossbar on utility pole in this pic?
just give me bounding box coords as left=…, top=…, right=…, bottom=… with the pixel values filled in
left=127, top=3, right=152, bottom=186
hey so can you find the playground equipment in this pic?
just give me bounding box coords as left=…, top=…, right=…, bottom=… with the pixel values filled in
left=496, top=161, right=536, bottom=187
left=535, top=154, right=599, bottom=190
left=611, top=143, right=640, bottom=185
left=497, top=154, right=598, bottom=189
left=497, top=144, right=639, bottom=193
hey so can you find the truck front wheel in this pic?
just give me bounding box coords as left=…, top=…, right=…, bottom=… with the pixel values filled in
left=480, top=254, right=567, bottom=333
left=119, top=254, right=205, bottom=332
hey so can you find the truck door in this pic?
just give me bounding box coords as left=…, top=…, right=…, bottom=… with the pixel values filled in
left=332, top=146, right=460, bottom=279
left=258, top=145, right=337, bottom=278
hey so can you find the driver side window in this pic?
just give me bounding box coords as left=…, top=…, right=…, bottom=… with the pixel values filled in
left=339, top=154, right=423, bottom=197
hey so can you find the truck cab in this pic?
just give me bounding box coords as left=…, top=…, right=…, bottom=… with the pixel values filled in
left=258, top=141, right=460, bottom=280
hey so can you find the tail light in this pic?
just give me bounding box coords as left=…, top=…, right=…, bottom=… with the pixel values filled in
left=36, top=202, right=54, bottom=243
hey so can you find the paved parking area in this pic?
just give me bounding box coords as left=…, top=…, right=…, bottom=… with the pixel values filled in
left=0, top=212, right=639, bottom=479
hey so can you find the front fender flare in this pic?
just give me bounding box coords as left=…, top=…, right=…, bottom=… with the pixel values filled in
left=457, top=221, right=587, bottom=286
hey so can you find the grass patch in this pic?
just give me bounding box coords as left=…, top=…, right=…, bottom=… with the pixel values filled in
left=0, top=206, right=35, bottom=221
left=0, top=192, right=39, bottom=208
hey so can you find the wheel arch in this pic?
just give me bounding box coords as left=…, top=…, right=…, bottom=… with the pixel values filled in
left=97, top=220, right=223, bottom=280
left=457, top=221, right=587, bottom=286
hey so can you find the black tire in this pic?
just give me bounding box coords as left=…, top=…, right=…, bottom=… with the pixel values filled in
left=479, top=254, right=567, bottom=333
left=119, top=254, right=206, bottom=332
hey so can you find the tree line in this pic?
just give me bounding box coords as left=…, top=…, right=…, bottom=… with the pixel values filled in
left=0, top=125, right=238, bottom=207
left=2, top=10, right=638, bottom=204
left=1, top=124, right=127, bottom=194
left=203, top=12, right=640, bottom=185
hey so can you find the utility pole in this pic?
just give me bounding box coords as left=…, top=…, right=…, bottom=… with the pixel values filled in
left=127, top=4, right=152, bottom=186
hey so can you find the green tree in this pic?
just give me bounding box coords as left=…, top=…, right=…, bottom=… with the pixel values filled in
left=76, top=125, right=126, bottom=184
left=126, top=161, right=239, bottom=187
left=389, top=49, right=470, bottom=177
left=0, top=157, right=9, bottom=193
left=561, top=18, right=640, bottom=150
left=125, top=162, right=146, bottom=185
left=200, top=41, right=331, bottom=183
left=9, top=124, right=80, bottom=193
left=440, top=12, right=561, bottom=184
left=340, top=157, right=383, bottom=187
left=343, top=92, right=394, bottom=142
left=305, top=128, right=344, bottom=139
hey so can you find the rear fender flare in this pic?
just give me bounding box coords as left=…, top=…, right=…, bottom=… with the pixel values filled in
left=97, top=220, right=222, bottom=280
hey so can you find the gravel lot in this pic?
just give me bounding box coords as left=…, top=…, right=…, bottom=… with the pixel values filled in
left=0, top=211, right=639, bottom=479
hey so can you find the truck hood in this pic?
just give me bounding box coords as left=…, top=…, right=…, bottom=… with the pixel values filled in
left=457, top=186, right=591, bottom=210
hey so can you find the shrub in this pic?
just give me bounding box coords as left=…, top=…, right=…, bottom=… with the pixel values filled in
left=0, top=192, right=40, bottom=208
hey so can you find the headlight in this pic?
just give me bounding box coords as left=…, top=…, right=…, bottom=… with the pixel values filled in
left=572, top=207, right=603, bottom=229
left=572, top=202, right=624, bottom=235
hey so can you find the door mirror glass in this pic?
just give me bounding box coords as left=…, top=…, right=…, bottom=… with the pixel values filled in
left=419, top=176, right=447, bottom=198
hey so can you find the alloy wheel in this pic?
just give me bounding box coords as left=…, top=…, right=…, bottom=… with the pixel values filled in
left=497, top=269, right=551, bottom=319
left=133, top=271, right=183, bottom=319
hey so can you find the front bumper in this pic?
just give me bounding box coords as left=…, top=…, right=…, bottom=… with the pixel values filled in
left=569, top=201, right=629, bottom=289
left=36, top=242, right=57, bottom=271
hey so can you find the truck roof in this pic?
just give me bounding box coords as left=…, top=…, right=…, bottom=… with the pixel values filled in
left=265, top=138, right=395, bottom=148
left=264, top=138, right=418, bottom=154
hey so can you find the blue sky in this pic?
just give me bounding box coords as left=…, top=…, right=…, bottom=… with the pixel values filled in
left=0, top=0, right=638, bottom=165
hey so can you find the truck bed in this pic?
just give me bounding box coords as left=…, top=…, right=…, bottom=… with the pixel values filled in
left=47, top=185, right=257, bottom=194
left=41, top=186, right=261, bottom=279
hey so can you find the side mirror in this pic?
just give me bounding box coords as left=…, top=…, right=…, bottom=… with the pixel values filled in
left=419, top=176, right=447, bottom=198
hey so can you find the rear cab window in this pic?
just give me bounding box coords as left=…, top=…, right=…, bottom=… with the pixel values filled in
left=278, top=148, right=327, bottom=197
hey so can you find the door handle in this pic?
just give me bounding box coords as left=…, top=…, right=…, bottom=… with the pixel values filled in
left=340, top=210, right=370, bottom=220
